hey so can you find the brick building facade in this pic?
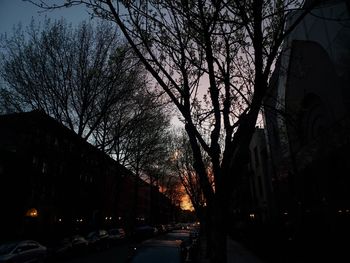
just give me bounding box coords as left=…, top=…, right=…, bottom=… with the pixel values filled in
left=0, top=110, right=176, bottom=242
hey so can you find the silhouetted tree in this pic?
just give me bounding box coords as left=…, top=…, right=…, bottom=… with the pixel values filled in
left=27, top=1, right=321, bottom=261
left=106, top=88, right=173, bottom=228
left=171, top=129, right=207, bottom=216
left=0, top=18, right=140, bottom=142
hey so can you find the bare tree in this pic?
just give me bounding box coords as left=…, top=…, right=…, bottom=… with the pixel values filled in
left=26, top=1, right=321, bottom=261
left=1, top=13, right=177, bottom=233
left=171, top=129, right=207, bottom=215
left=0, top=18, right=140, bottom=141
left=0, top=16, right=172, bottom=195
left=109, top=88, right=173, bottom=227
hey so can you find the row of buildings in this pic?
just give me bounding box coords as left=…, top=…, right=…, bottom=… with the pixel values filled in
left=240, top=0, right=350, bottom=243
left=0, top=110, right=179, bottom=242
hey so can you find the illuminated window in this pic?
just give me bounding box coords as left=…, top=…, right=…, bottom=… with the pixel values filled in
left=32, top=156, right=38, bottom=166
left=42, top=162, right=47, bottom=174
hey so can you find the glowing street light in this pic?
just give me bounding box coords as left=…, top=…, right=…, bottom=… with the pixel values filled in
left=25, top=208, right=38, bottom=218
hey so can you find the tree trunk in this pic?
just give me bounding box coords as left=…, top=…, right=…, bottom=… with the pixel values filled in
left=207, top=198, right=227, bottom=263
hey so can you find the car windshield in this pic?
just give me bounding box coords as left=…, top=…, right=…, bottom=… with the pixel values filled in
left=166, top=233, right=189, bottom=240
left=130, top=246, right=181, bottom=263
left=0, top=243, right=16, bottom=255
left=87, top=232, right=95, bottom=238
left=110, top=229, right=122, bottom=234
left=100, top=231, right=107, bottom=236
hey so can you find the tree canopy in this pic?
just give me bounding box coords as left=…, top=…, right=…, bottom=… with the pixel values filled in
left=19, top=1, right=321, bottom=261
left=0, top=19, right=141, bottom=140
left=0, top=17, right=173, bottom=186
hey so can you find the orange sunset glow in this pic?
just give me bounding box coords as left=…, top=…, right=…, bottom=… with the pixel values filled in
left=181, top=193, right=194, bottom=211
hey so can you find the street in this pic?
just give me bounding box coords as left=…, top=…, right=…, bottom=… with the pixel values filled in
left=51, top=242, right=131, bottom=263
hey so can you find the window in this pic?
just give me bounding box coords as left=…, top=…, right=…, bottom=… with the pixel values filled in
left=32, top=156, right=38, bottom=167
left=45, top=134, right=51, bottom=144
left=42, top=162, right=47, bottom=174
left=54, top=137, right=59, bottom=147
left=59, top=164, right=64, bottom=175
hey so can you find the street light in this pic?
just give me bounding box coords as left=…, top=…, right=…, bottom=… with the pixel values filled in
left=25, top=208, right=38, bottom=218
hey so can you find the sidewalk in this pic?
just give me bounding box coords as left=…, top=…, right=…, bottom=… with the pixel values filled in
left=227, top=238, right=264, bottom=263
left=196, top=235, right=264, bottom=263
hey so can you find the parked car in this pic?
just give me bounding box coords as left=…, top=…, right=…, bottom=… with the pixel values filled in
left=128, top=239, right=183, bottom=263
left=163, top=230, right=198, bottom=262
left=0, top=240, right=47, bottom=263
left=108, top=228, right=126, bottom=244
left=50, top=237, right=72, bottom=259
left=86, top=229, right=110, bottom=251
left=156, top=224, right=167, bottom=234
left=189, top=228, right=199, bottom=240
left=71, top=235, right=89, bottom=253
left=50, top=234, right=88, bottom=259
left=133, top=225, right=156, bottom=241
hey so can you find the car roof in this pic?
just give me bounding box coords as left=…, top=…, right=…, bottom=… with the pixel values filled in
left=17, top=240, right=41, bottom=245
left=109, top=228, right=124, bottom=231
left=164, top=232, right=190, bottom=240
left=140, top=239, right=182, bottom=247
left=172, top=229, right=190, bottom=233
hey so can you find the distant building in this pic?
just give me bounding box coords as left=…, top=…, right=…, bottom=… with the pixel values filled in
left=264, top=0, right=350, bottom=240
left=247, top=128, right=275, bottom=223
left=0, top=110, right=175, bottom=242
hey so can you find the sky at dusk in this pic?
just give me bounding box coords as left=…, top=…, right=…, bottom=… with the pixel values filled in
left=0, top=0, right=91, bottom=36
left=0, top=0, right=184, bottom=127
